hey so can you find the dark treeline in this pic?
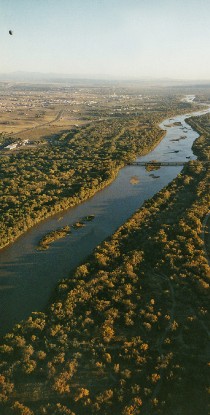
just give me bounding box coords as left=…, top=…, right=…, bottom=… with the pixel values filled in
left=0, top=113, right=209, bottom=414
left=0, top=96, right=196, bottom=249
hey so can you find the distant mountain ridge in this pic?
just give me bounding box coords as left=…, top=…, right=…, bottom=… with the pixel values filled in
left=0, top=71, right=210, bottom=86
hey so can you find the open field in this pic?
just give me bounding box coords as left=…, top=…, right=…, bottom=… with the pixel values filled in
left=1, top=83, right=200, bottom=249
left=0, top=84, right=90, bottom=145
left=0, top=104, right=210, bottom=415
left=0, top=84, right=210, bottom=414
left=0, top=82, right=199, bottom=151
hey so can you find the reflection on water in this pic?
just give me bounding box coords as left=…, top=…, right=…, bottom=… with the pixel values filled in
left=0, top=104, right=210, bottom=336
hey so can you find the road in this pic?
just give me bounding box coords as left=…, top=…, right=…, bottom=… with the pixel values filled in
left=12, top=110, right=64, bottom=137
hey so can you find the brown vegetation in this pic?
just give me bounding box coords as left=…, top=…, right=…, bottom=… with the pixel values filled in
left=0, top=111, right=209, bottom=414
left=1, top=92, right=193, bottom=250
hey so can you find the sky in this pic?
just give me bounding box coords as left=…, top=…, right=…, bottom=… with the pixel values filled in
left=1, top=0, right=210, bottom=80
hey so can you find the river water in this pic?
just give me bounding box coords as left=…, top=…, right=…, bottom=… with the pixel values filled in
left=0, top=101, right=209, bottom=336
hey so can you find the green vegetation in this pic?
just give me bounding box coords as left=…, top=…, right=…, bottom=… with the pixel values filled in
left=205, top=217, right=210, bottom=256
left=37, top=216, right=95, bottom=250
left=82, top=215, right=95, bottom=222
left=72, top=222, right=85, bottom=229
left=129, top=176, right=140, bottom=185
left=145, top=160, right=161, bottom=171
left=0, top=93, right=197, bottom=250
left=37, top=226, right=71, bottom=251
left=0, top=112, right=209, bottom=414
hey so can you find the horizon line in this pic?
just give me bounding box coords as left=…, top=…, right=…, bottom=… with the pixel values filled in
left=1, top=71, right=210, bottom=83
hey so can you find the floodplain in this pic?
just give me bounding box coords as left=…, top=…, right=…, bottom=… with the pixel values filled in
left=0, top=82, right=209, bottom=415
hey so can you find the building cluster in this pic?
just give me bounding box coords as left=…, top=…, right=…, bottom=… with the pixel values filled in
left=4, top=139, right=30, bottom=151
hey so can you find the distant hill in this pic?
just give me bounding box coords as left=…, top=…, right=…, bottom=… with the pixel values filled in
left=0, top=71, right=210, bottom=87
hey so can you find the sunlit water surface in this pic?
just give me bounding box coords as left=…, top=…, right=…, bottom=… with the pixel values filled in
left=0, top=101, right=209, bottom=335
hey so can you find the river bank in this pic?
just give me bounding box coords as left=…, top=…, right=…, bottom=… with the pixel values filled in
left=0, top=100, right=209, bottom=336
left=0, top=102, right=202, bottom=251
left=0, top=105, right=210, bottom=415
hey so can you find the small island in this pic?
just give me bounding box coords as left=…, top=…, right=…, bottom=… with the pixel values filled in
left=165, top=121, right=182, bottom=127
left=72, top=221, right=86, bottom=229
left=82, top=215, right=95, bottom=222
left=130, top=175, right=140, bottom=185
left=145, top=160, right=161, bottom=171
left=37, top=216, right=95, bottom=250
left=37, top=225, right=71, bottom=250
left=149, top=173, right=160, bottom=179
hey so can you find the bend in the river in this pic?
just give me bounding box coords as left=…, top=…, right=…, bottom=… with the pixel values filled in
left=0, top=98, right=209, bottom=336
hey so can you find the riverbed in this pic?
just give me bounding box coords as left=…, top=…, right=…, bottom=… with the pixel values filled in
left=0, top=101, right=209, bottom=336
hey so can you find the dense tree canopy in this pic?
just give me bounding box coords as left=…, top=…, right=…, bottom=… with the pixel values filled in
left=0, top=95, right=196, bottom=249
left=0, top=111, right=209, bottom=414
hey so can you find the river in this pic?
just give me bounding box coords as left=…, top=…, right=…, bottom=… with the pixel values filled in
left=0, top=100, right=209, bottom=336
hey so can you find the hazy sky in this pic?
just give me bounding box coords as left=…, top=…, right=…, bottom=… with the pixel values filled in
left=1, top=0, right=210, bottom=79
